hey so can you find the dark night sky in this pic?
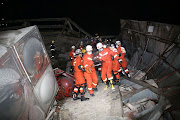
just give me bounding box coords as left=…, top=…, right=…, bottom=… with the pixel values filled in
left=1, top=0, right=179, bottom=35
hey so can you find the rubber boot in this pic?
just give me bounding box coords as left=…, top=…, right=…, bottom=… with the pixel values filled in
left=106, top=80, right=110, bottom=87
left=81, top=96, right=89, bottom=101
left=90, top=94, right=95, bottom=96
left=114, top=79, right=121, bottom=86
left=73, top=93, right=80, bottom=101
left=104, top=85, right=108, bottom=90
left=126, top=73, right=131, bottom=78
left=104, top=81, right=110, bottom=90
left=110, top=80, right=115, bottom=90
left=117, top=81, right=121, bottom=86
left=93, top=87, right=98, bottom=91
left=113, top=79, right=118, bottom=85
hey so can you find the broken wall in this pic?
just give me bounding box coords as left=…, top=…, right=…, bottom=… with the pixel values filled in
left=120, top=19, right=180, bottom=119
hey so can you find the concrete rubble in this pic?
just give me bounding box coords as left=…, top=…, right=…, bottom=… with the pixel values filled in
left=118, top=80, right=158, bottom=119
left=133, top=71, right=146, bottom=80
left=123, top=99, right=156, bottom=119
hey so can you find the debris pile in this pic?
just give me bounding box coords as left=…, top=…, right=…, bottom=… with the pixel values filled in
left=123, top=98, right=157, bottom=119
left=133, top=71, right=146, bottom=80
left=119, top=79, right=159, bottom=119
left=119, top=84, right=136, bottom=96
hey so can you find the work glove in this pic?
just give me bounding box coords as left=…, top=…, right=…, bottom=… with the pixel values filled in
left=78, top=65, right=86, bottom=72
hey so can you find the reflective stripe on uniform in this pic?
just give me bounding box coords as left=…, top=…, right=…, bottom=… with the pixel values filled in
left=80, top=88, right=83, bottom=90
left=92, top=82, right=97, bottom=86
left=108, top=77, right=113, bottom=80
left=104, top=52, right=108, bottom=56
left=87, top=57, right=92, bottom=60
left=103, top=78, right=107, bottom=82
left=74, top=88, right=78, bottom=91
left=125, top=69, right=129, bottom=72
left=99, top=53, right=103, bottom=56
left=114, top=54, right=117, bottom=58
left=84, top=64, right=88, bottom=68
left=88, top=87, right=92, bottom=90
left=73, top=61, right=76, bottom=66
left=99, top=52, right=108, bottom=57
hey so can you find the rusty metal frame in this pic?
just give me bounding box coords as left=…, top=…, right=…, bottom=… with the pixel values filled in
left=121, top=21, right=179, bottom=80
left=0, top=18, right=92, bottom=37
left=120, top=19, right=180, bottom=119
left=135, top=35, right=150, bottom=69
left=156, top=68, right=180, bottom=83
left=146, top=45, right=178, bottom=79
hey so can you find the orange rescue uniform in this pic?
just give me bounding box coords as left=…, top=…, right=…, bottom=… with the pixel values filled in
left=117, top=45, right=129, bottom=74
left=83, top=53, right=98, bottom=95
left=111, top=48, right=121, bottom=82
left=98, top=48, right=113, bottom=82
left=73, top=55, right=86, bottom=94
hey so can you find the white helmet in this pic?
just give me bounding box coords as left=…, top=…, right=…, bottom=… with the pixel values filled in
left=75, top=49, right=82, bottom=55
left=103, top=45, right=107, bottom=48
left=86, top=45, right=92, bottom=52
left=111, top=44, right=115, bottom=48
left=96, top=42, right=103, bottom=50
left=115, top=41, right=121, bottom=45
left=71, top=45, right=75, bottom=49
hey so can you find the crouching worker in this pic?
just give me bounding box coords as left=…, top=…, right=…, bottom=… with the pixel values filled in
left=73, top=49, right=89, bottom=101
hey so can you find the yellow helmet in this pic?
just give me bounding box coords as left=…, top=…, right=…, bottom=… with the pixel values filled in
left=52, top=40, right=55, bottom=43
left=82, top=48, right=86, bottom=53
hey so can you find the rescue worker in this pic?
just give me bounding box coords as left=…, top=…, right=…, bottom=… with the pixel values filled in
left=69, top=45, right=76, bottom=73
left=96, top=42, right=115, bottom=90
left=50, top=40, right=56, bottom=58
left=83, top=45, right=98, bottom=96
left=73, top=49, right=89, bottom=101
left=109, top=44, right=121, bottom=85
left=116, top=41, right=131, bottom=78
